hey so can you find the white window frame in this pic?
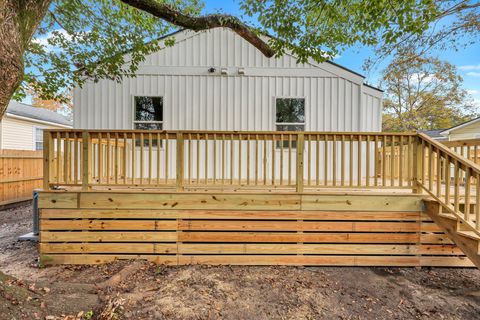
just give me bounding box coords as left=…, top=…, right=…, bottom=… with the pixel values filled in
left=132, top=95, right=164, bottom=148
left=34, top=127, right=44, bottom=151
left=132, top=95, right=164, bottom=130
left=274, top=97, right=306, bottom=131
left=274, top=97, right=306, bottom=148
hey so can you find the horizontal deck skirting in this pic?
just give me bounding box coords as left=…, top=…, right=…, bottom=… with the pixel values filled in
left=38, top=192, right=423, bottom=211
left=37, top=191, right=474, bottom=267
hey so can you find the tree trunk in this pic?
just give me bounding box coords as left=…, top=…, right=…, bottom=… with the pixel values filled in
left=0, top=0, right=51, bottom=118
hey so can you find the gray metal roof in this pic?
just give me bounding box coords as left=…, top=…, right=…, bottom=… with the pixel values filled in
left=6, top=101, right=72, bottom=127
left=419, top=129, right=448, bottom=141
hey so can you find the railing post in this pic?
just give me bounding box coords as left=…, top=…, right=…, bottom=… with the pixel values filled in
left=43, top=131, right=53, bottom=190
left=296, top=133, right=304, bottom=193
left=176, top=132, right=184, bottom=191
left=412, top=135, right=422, bottom=194
left=82, top=131, right=91, bottom=190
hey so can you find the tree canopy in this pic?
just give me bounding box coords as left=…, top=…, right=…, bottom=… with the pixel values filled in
left=1, top=0, right=479, bottom=117
left=381, top=50, right=478, bottom=132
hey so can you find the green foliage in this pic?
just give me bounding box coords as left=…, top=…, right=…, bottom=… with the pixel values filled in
left=18, top=0, right=479, bottom=106
left=84, top=310, right=94, bottom=320
left=381, top=50, right=478, bottom=132
left=22, top=0, right=202, bottom=103
left=365, top=1, right=480, bottom=72
left=240, top=0, right=440, bottom=63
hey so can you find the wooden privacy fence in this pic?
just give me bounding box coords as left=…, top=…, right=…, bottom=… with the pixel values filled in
left=0, top=149, right=43, bottom=206
left=43, top=130, right=418, bottom=191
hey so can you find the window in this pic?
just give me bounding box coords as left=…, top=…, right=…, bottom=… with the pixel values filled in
left=275, top=98, right=305, bottom=147
left=134, top=96, right=163, bottom=130
left=35, top=128, right=43, bottom=150
left=134, top=96, right=163, bottom=147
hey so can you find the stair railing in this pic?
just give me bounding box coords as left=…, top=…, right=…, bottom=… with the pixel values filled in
left=416, top=133, right=480, bottom=235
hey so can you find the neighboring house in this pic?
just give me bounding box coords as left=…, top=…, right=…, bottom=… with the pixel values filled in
left=439, top=117, right=480, bottom=141
left=1, top=101, right=72, bottom=150
left=73, top=28, right=383, bottom=132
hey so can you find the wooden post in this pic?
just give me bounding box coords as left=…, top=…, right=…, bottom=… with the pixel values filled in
left=82, top=131, right=91, bottom=190
left=43, top=131, right=53, bottom=190
left=412, top=135, right=422, bottom=194
left=176, top=132, right=184, bottom=191
left=296, top=133, right=304, bottom=193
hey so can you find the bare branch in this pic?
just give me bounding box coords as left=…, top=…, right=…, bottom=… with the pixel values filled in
left=119, top=0, right=275, bottom=57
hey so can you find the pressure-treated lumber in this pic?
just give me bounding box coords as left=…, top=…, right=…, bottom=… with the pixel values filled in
left=423, top=200, right=480, bottom=268
left=37, top=191, right=473, bottom=267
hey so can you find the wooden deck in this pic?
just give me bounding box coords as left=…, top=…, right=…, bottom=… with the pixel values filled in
left=37, top=189, right=473, bottom=267
left=37, top=130, right=480, bottom=267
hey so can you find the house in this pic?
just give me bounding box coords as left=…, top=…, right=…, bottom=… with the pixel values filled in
left=73, top=28, right=383, bottom=132
left=439, top=117, right=480, bottom=141
left=1, top=101, right=72, bottom=150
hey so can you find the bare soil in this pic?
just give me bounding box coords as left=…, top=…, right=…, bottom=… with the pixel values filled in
left=0, top=203, right=479, bottom=320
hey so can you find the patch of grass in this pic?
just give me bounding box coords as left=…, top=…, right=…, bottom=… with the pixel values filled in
left=84, top=310, right=94, bottom=319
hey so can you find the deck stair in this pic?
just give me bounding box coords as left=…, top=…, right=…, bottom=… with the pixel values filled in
left=418, top=133, right=480, bottom=269
left=424, top=200, right=480, bottom=267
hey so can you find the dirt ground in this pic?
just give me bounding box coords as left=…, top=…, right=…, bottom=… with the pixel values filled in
left=1, top=203, right=480, bottom=320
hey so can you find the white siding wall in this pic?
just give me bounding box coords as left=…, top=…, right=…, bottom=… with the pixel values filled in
left=1, top=118, right=36, bottom=150
left=448, top=121, right=480, bottom=141
left=75, top=75, right=372, bottom=132
left=73, top=28, right=383, bottom=182
left=0, top=117, right=65, bottom=150
left=74, top=28, right=383, bottom=132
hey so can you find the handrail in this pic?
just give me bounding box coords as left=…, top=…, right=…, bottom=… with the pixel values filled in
left=417, top=133, right=480, bottom=175
left=443, top=138, right=480, bottom=148
left=44, top=128, right=418, bottom=136
left=416, top=133, right=480, bottom=235
left=442, top=138, right=480, bottom=166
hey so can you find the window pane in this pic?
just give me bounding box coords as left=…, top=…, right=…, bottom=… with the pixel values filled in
left=276, top=124, right=305, bottom=132
left=134, top=123, right=163, bottom=147
left=135, top=97, right=163, bottom=122
left=35, top=128, right=44, bottom=142
left=36, top=142, right=43, bottom=151
left=134, top=123, right=163, bottom=130
left=275, top=124, right=304, bottom=148
left=276, top=98, right=305, bottom=123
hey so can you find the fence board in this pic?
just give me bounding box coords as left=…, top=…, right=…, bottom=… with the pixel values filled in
left=0, top=149, right=42, bottom=205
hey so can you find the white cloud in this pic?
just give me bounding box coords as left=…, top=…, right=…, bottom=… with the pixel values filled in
left=466, top=72, right=480, bottom=77
left=411, top=72, right=436, bottom=83
left=459, top=64, right=480, bottom=71
left=32, top=29, right=72, bottom=52
left=467, top=89, right=480, bottom=95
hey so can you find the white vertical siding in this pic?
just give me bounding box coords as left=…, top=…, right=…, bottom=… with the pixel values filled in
left=75, top=75, right=382, bottom=133
left=73, top=28, right=383, bottom=181
left=74, top=28, right=383, bottom=131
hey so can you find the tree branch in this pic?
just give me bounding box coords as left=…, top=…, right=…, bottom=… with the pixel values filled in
left=119, top=0, right=275, bottom=57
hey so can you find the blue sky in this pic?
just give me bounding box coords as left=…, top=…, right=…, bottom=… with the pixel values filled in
left=204, top=0, right=480, bottom=106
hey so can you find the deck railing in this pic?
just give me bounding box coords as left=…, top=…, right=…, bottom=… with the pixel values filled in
left=43, top=130, right=419, bottom=191
left=42, top=129, right=480, bottom=233
left=444, top=138, right=480, bottom=166
left=417, top=133, right=480, bottom=236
